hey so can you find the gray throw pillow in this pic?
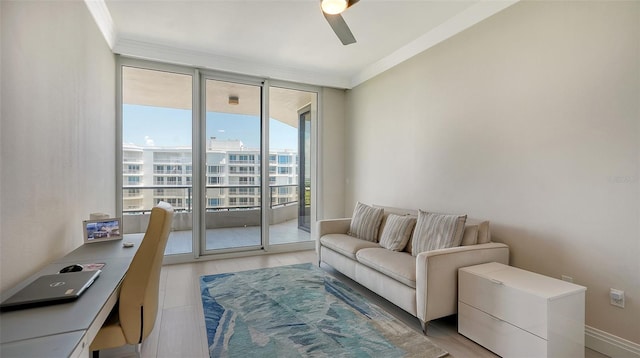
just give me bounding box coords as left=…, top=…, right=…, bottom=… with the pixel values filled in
left=379, top=214, right=416, bottom=251
left=411, top=210, right=467, bottom=256
left=460, top=224, right=479, bottom=246
left=348, top=202, right=384, bottom=242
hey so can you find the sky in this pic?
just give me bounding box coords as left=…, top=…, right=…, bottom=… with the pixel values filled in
left=122, top=104, right=298, bottom=150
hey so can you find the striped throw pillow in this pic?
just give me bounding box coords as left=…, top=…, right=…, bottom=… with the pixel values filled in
left=348, top=202, right=384, bottom=242
left=411, top=210, right=467, bottom=256
left=379, top=214, right=417, bottom=251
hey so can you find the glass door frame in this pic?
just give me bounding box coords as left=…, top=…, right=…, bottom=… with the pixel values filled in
left=116, top=56, right=199, bottom=264
left=117, top=56, right=319, bottom=264
left=297, top=104, right=312, bottom=233
left=198, top=71, right=266, bottom=257
left=265, top=80, right=319, bottom=253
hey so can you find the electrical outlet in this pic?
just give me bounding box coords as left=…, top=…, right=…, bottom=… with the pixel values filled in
left=610, top=289, right=625, bottom=308
left=561, top=275, right=573, bottom=283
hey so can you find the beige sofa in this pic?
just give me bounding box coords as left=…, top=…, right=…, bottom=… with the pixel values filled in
left=316, top=205, right=509, bottom=333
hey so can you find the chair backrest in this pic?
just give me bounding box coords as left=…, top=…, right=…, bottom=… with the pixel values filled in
left=118, top=201, right=174, bottom=344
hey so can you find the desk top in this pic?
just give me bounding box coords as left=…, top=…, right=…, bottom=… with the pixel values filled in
left=0, top=236, right=142, bottom=350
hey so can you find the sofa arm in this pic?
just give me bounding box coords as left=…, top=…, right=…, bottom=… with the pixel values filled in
left=415, top=242, right=509, bottom=323
left=317, top=218, right=352, bottom=237
left=316, top=218, right=352, bottom=262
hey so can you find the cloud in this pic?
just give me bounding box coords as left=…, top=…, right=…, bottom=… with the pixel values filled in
left=144, top=136, right=155, bottom=146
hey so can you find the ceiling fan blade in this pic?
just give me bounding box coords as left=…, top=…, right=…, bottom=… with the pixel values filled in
left=323, top=13, right=356, bottom=45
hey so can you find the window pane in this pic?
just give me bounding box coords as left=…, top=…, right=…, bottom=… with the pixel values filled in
left=268, top=86, right=315, bottom=245
left=121, top=66, right=193, bottom=255
left=204, top=79, right=262, bottom=251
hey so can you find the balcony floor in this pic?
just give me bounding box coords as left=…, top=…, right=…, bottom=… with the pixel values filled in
left=155, top=219, right=311, bottom=255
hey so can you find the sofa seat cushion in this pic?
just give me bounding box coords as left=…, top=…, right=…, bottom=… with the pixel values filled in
left=320, top=234, right=380, bottom=260
left=356, top=248, right=416, bottom=288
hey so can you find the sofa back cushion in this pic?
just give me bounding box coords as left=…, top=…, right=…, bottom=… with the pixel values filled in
left=460, top=224, right=479, bottom=246
left=378, top=214, right=417, bottom=251
left=372, top=205, right=490, bottom=253
left=463, top=219, right=492, bottom=245
left=373, top=204, right=417, bottom=241
left=411, top=210, right=467, bottom=256
left=348, top=202, right=384, bottom=242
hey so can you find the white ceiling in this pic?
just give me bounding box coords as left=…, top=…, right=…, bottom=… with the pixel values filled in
left=86, top=0, right=517, bottom=89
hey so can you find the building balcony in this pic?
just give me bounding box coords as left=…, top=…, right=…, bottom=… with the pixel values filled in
left=122, top=184, right=310, bottom=255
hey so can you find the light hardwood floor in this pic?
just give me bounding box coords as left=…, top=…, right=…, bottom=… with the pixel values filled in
left=100, top=250, right=608, bottom=358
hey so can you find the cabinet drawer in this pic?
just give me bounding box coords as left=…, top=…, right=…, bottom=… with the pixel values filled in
left=459, top=302, right=547, bottom=358
left=459, top=269, right=548, bottom=339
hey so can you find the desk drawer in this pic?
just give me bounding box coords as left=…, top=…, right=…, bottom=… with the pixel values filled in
left=459, top=269, right=548, bottom=339
left=459, top=302, right=547, bottom=357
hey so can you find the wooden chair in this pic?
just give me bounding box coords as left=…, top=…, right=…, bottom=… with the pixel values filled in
left=90, top=201, right=174, bottom=357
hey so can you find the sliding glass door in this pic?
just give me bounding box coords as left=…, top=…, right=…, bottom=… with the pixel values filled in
left=298, top=108, right=312, bottom=232
left=120, top=64, right=194, bottom=256
left=267, top=86, right=315, bottom=246
left=118, top=58, right=317, bottom=260
left=201, top=78, right=263, bottom=253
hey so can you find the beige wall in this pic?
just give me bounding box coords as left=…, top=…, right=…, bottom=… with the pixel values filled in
left=319, top=87, right=347, bottom=220
left=1, top=1, right=116, bottom=291
left=345, top=1, right=639, bottom=344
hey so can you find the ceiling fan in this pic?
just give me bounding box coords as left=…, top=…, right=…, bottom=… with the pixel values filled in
left=321, top=0, right=359, bottom=45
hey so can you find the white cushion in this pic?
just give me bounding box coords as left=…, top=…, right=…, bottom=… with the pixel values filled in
left=356, top=248, right=416, bottom=288
left=320, top=234, right=380, bottom=260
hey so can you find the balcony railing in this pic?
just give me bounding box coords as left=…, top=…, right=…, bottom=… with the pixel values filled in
left=122, top=184, right=301, bottom=214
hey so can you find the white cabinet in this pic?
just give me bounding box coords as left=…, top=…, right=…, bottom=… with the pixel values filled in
left=458, top=262, right=586, bottom=358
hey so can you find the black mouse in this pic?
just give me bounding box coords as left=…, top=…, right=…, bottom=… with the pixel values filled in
left=59, top=264, right=83, bottom=273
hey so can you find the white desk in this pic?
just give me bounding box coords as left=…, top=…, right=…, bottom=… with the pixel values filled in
left=0, top=235, right=142, bottom=358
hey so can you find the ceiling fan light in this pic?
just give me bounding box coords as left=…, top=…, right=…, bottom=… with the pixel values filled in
left=321, top=0, right=348, bottom=15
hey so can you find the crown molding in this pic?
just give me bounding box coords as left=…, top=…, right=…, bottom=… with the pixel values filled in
left=84, top=0, right=116, bottom=49
left=350, top=0, right=519, bottom=88
left=85, top=0, right=518, bottom=89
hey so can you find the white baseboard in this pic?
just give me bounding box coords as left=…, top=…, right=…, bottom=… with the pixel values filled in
left=586, top=325, right=640, bottom=358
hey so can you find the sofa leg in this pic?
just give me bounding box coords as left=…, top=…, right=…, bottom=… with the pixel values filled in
left=420, top=320, right=428, bottom=335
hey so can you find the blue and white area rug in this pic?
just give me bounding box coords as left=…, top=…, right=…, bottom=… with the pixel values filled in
left=199, top=263, right=448, bottom=357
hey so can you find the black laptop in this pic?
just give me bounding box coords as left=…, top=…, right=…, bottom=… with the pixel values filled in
left=0, top=270, right=101, bottom=311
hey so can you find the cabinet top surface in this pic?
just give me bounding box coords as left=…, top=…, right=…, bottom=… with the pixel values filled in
left=460, top=262, right=586, bottom=299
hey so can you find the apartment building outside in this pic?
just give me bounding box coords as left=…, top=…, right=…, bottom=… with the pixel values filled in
left=122, top=138, right=299, bottom=214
